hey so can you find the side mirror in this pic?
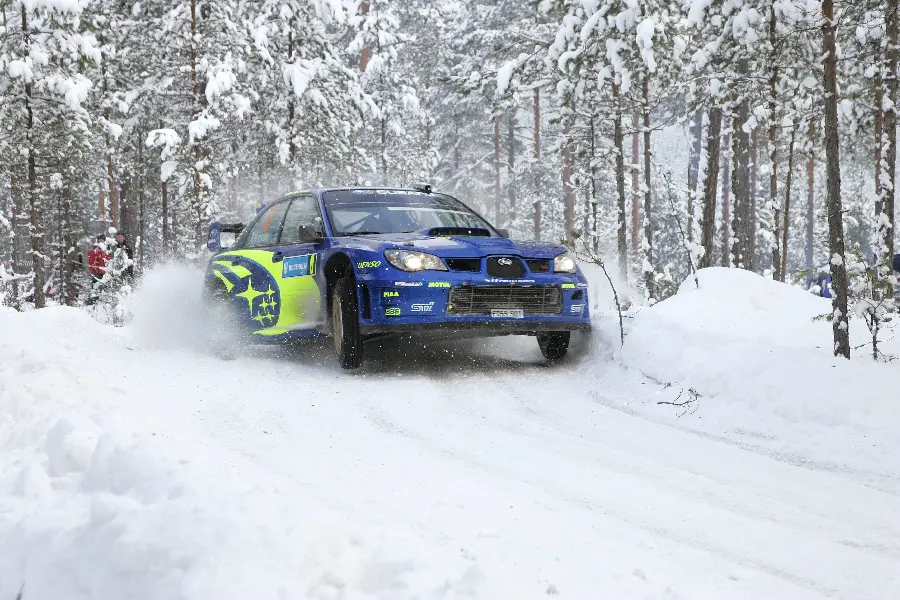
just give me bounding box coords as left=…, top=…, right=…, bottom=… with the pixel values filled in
left=207, top=221, right=221, bottom=252
left=298, top=224, right=325, bottom=244
left=497, top=228, right=510, bottom=239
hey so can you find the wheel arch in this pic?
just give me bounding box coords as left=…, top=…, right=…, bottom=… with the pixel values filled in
left=323, top=253, right=354, bottom=322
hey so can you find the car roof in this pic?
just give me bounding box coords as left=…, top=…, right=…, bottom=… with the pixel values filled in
left=310, top=186, right=433, bottom=194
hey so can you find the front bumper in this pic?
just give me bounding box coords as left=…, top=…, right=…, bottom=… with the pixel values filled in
left=360, top=320, right=591, bottom=337
left=354, top=267, right=592, bottom=337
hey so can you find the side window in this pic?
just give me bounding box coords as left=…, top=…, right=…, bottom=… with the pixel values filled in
left=245, top=202, right=290, bottom=248
left=279, top=196, right=322, bottom=244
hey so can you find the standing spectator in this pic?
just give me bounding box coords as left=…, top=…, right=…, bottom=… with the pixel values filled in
left=88, top=235, right=109, bottom=282
left=113, top=232, right=135, bottom=280
left=86, top=235, right=109, bottom=305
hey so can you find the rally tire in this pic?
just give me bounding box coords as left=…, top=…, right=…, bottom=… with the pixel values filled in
left=332, top=277, right=363, bottom=370
left=537, top=331, right=570, bottom=361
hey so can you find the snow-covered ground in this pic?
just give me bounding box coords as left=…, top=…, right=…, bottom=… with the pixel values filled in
left=1, top=265, right=899, bottom=599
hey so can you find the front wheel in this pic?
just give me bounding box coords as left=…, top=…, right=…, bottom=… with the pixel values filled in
left=537, top=331, right=570, bottom=360
left=332, top=277, right=363, bottom=369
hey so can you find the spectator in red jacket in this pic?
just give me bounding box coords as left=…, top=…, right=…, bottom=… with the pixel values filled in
left=87, top=235, right=109, bottom=282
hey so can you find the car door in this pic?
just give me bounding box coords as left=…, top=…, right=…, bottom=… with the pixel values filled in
left=209, top=200, right=293, bottom=336
left=263, top=196, right=326, bottom=336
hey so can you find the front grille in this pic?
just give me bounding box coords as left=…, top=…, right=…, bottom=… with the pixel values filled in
left=487, top=256, right=526, bottom=278
left=448, top=285, right=562, bottom=315
left=526, top=259, right=550, bottom=273
left=446, top=258, right=482, bottom=272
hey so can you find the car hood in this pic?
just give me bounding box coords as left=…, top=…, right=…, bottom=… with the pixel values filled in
left=333, top=234, right=567, bottom=259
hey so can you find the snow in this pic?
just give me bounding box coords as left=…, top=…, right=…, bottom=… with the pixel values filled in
left=1, top=265, right=899, bottom=599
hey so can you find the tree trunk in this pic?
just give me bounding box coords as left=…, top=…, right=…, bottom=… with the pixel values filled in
left=494, top=116, right=502, bottom=227
left=631, top=108, right=641, bottom=255
left=806, top=121, right=815, bottom=280
left=105, top=136, right=119, bottom=231
left=731, top=86, right=752, bottom=269
left=190, top=0, right=203, bottom=247
left=589, top=112, right=599, bottom=253
left=359, top=1, right=370, bottom=73
left=768, top=3, right=779, bottom=277
left=62, top=183, right=76, bottom=306
left=22, top=4, right=44, bottom=308
left=688, top=108, right=704, bottom=242
left=699, top=107, right=722, bottom=269
left=533, top=88, right=541, bottom=241
left=563, top=118, right=575, bottom=244
left=822, top=0, right=850, bottom=359
left=642, top=74, right=654, bottom=298
left=380, top=117, right=388, bottom=176
left=10, top=174, right=24, bottom=310
left=288, top=19, right=296, bottom=161
left=749, top=127, right=758, bottom=270
left=875, top=57, right=885, bottom=269
left=161, top=179, right=169, bottom=254
left=781, top=123, right=797, bottom=281
left=613, top=81, right=628, bottom=280
left=883, top=0, right=898, bottom=288
left=721, top=117, right=733, bottom=266
left=507, top=112, right=516, bottom=218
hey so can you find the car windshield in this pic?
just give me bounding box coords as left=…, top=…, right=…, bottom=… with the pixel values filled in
left=323, top=190, right=497, bottom=236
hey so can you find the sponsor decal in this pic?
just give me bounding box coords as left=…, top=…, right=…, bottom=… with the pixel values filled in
left=385, top=307, right=401, bottom=317
left=394, top=281, right=423, bottom=287
left=561, top=283, right=576, bottom=289
left=411, top=302, right=435, bottom=313
left=498, top=257, right=513, bottom=266
left=282, top=255, right=313, bottom=278
left=383, top=290, right=399, bottom=297
left=491, top=308, right=524, bottom=319
left=485, top=278, right=536, bottom=284
left=428, top=282, right=451, bottom=288
left=357, top=260, right=382, bottom=269
left=577, top=283, right=589, bottom=288
left=211, top=256, right=281, bottom=330
left=570, top=304, right=585, bottom=314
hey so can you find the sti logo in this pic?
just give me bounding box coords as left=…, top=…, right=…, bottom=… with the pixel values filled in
left=411, top=302, right=435, bottom=313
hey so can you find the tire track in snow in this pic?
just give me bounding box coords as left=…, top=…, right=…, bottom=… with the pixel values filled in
left=350, top=370, right=900, bottom=599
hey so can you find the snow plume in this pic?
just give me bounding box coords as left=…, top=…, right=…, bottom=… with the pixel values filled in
left=128, top=262, right=209, bottom=351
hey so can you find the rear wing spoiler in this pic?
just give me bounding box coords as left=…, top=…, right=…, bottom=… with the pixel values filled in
left=207, top=221, right=245, bottom=252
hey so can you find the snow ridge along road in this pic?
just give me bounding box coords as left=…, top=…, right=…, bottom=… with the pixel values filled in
left=1, top=264, right=898, bottom=599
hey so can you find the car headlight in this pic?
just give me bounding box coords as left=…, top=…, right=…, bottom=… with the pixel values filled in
left=554, top=252, right=577, bottom=274
left=384, top=249, right=448, bottom=272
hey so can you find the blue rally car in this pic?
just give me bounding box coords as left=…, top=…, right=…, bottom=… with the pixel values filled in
left=204, top=185, right=591, bottom=369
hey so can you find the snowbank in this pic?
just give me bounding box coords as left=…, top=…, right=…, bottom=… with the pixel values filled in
left=607, top=267, right=900, bottom=490
left=0, top=307, right=495, bottom=600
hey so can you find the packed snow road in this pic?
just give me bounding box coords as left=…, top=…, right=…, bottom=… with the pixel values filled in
left=1, top=266, right=899, bottom=599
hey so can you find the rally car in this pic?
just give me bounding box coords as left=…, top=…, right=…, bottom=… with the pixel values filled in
left=203, top=185, right=591, bottom=369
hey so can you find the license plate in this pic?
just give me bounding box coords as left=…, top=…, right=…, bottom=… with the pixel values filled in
left=491, top=309, right=524, bottom=319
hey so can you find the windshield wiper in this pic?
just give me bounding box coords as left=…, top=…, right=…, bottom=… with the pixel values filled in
left=343, top=231, right=415, bottom=236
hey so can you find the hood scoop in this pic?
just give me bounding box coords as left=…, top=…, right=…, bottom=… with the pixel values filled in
left=425, top=227, right=491, bottom=238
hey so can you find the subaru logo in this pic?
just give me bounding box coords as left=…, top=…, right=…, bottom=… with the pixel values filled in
left=498, top=258, right=513, bottom=266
